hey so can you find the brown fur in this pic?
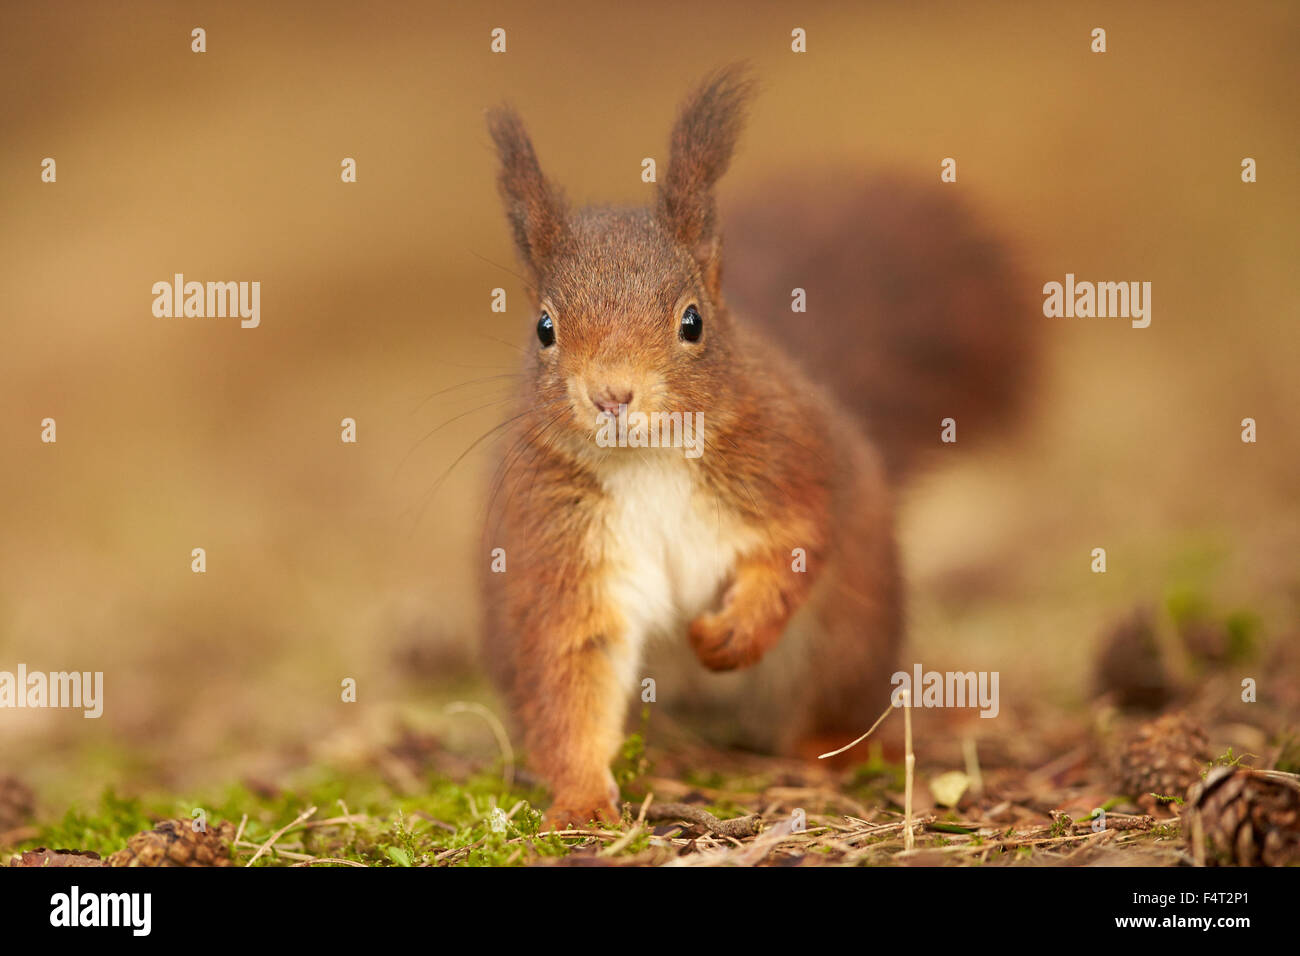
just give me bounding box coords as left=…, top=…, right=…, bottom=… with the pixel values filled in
left=480, top=65, right=1027, bottom=827
left=724, top=173, right=1038, bottom=479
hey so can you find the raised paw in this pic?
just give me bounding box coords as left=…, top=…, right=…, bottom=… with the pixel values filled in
left=688, top=601, right=783, bottom=672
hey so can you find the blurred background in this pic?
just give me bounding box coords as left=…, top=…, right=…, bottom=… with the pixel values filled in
left=1, top=0, right=1296, bottom=806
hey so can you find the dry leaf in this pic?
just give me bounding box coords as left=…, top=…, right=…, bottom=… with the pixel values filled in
left=929, top=771, right=971, bottom=808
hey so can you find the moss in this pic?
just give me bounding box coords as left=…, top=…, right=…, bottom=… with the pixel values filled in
left=1222, top=609, right=1261, bottom=662
left=612, top=731, right=651, bottom=792
left=15, top=764, right=582, bottom=868
left=1273, top=733, right=1300, bottom=775
left=1206, top=746, right=1256, bottom=774
left=681, top=768, right=728, bottom=789
left=1165, top=586, right=1212, bottom=631
left=29, top=789, right=155, bottom=859
left=848, top=745, right=906, bottom=799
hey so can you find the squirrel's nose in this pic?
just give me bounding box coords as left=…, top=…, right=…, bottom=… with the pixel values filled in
left=590, top=386, right=633, bottom=414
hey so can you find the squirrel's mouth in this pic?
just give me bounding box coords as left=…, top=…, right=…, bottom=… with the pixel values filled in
left=587, top=404, right=706, bottom=460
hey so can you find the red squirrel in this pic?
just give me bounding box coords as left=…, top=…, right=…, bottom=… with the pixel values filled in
left=480, top=67, right=1035, bottom=828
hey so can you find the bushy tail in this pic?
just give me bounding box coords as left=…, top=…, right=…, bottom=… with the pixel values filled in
left=724, top=172, right=1038, bottom=480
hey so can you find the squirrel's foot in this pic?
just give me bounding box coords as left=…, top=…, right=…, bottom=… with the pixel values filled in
left=542, top=774, right=620, bottom=830
left=543, top=797, right=620, bottom=831
left=688, top=585, right=786, bottom=671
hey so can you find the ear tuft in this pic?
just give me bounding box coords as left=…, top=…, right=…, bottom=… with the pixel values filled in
left=656, top=65, right=756, bottom=258
left=486, top=105, right=571, bottom=280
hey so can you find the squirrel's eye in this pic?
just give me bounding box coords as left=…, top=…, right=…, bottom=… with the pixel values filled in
left=679, top=304, right=703, bottom=343
left=536, top=312, right=555, bottom=348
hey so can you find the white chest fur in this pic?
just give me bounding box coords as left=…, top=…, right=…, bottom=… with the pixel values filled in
left=597, top=453, right=755, bottom=653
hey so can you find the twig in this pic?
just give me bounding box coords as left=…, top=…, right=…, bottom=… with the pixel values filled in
left=445, top=701, right=515, bottom=789
left=599, top=824, right=644, bottom=857
left=643, top=802, right=761, bottom=838
left=903, top=690, right=915, bottom=851
left=290, top=857, right=370, bottom=867
left=234, top=839, right=315, bottom=862
left=635, top=793, right=654, bottom=827
left=729, top=818, right=794, bottom=866
left=296, top=814, right=370, bottom=830
left=435, top=837, right=483, bottom=862
left=338, top=799, right=358, bottom=839
left=245, top=806, right=317, bottom=867
left=818, top=702, right=895, bottom=759
left=1071, top=813, right=1154, bottom=833
left=839, top=815, right=935, bottom=844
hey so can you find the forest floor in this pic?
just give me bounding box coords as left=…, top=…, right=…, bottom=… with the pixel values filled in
left=4, top=622, right=1296, bottom=868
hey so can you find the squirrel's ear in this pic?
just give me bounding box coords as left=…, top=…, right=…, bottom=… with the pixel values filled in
left=656, top=65, right=755, bottom=287
left=487, top=105, right=572, bottom=281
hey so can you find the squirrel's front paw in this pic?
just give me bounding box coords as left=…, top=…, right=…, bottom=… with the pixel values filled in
left=688, top=598, right=784, bottom=672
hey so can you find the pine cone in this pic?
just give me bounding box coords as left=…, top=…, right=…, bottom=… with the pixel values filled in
left=1094, top=607, right=1174, bottom=710
left=108, top=819, right=236, bottom=867
left=1187, top=767, right=1300, bottom=866
left=1115, top=712, right=1211, bottom=807
left=0, top=777, right=36, bottom=831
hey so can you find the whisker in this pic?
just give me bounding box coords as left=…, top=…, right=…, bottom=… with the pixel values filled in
left=467, top=248, right=538, bottom=298
left=393, top=395, right=518, bottom=480
left=410, top=373, right=524, bottom=414
left=406, top=396, right=568, bottom=538
left=476, top=331, right=527, bottom=356
left=400, top=407, right=534, bottom=532
left=500, top=406, right=574, bottom=541
left=484, top=400, right=571, bottom=542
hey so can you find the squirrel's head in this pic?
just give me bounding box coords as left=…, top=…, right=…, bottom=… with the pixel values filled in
left=487, top=66, right=755, bottom=454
